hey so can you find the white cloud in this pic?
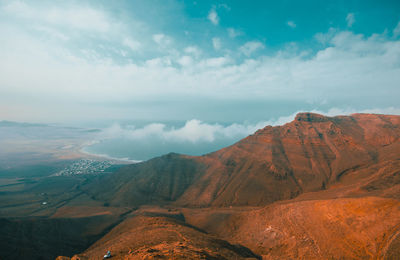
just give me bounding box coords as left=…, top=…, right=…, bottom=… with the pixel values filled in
left=208, top=7, right=219, bottom=25
left=96, top=106, right=400, bottom=145
left=152, top=34, right=164, bottom=44
left=287, top=21, right=296, bottom=28
left=3, top=1, right=111, bottom=32
left=33, top=25, right=69, bottom=41
left=393, top=21, right=400, bottom=38
left=212, top=37, right=221, bottom=50
left=3, top=1, right=30, bottom=15
left=346, top=13, right=355, bottom=27
left=315, top=28, right=337, bottom=44
left=2, top=28, right=399, bottom=106
left=122, top=38, right=141, bottom=51
left=145, top=57, right=172, bottom=67
left=1, top=2, right=400, bottom=123
left=202, top=57, right=230, bottom=67
left=184, top=46, right=202, bottom=57
left=227, top=28, right=241, bottom=38
left=152, top=33, right=172, bottom=47
left=239, top=41, right=265, bottom=56
left=99, top=119, right=269, bottom=143
left=177, top=55, right=193, bottom=67
left=48, top=9, right=110, bottom=32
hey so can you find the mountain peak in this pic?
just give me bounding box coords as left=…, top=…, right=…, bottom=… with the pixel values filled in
left=294, top=112, right=329, bottom=122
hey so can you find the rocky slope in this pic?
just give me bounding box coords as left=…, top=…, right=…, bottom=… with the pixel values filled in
left=183, top=197, right=400, bottom=259
left=73, top=212, right=259, bottom=260
left=86, top=113, right=400, bottom=207
left=60, top=196, right=400, bottom=259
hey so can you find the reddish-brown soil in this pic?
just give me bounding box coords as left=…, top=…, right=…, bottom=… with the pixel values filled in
left=73, top=213, right=260, bottom=259
left=183, top=197, right=400, bottom=259
left=60, top=196, right=400, bottom=259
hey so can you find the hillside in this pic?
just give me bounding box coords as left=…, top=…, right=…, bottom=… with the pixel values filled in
left=182, top=197, right=400, bottom=259
left=86, top=113, right=400, bottom=207
left=51, top=112, right=400, bottom=259
left=74, top=212, right=259, bottom=259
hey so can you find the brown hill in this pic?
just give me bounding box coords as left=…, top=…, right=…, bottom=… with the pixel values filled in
left=60, top=211, right=260, bottom=259
left=57, top=112, right=400, bottom=259
left=86, top=113, right=400, bottom=207
left=182, top=197, right=400, bottom=259
left=59, top=196, right=400, bottom=259
left=86, top=153, right=205, bottom=206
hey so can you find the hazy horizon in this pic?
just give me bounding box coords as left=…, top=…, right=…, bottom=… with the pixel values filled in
left=2, top=0, right=400, bottom=160
left=3, top=107, right=400, bottom=162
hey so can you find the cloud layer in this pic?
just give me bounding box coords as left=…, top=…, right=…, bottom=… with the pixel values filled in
left=85, top=106, right=400, bottom=161
left=98, top=120, right=268, bottom=143
left=86, top=120, right=268, bottom=160
left=97, top=106, right=400, bottom=144
left=1, top=1, right=400, bottom=123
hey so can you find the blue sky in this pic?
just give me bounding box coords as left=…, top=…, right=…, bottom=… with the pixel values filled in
left=1, top=0, right=400, bottom=125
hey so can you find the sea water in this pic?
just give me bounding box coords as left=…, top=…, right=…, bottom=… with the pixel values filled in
left=82, top=120, right=264, bottom=162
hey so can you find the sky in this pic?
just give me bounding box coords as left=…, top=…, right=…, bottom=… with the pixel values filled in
left=1, top=0, right=400, bottom=126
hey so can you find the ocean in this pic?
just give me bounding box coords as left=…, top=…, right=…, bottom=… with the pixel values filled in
left=82, top=119, right=268, bottom=162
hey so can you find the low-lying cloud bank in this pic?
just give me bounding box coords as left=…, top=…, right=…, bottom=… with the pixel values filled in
left=86, top=119, right=272, bottom=161
left=98, top=107, right=400, bottom=143
left=2, top=106, right=399, bottom=163
left=98, top=120, right=268, bottom=143
left=84, top=107, right=400, bottom=161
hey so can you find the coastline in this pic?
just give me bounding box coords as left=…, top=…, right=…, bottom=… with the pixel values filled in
left=55, top=138, right=141, bottom=165
left=79, top=146, right=142, bottom=164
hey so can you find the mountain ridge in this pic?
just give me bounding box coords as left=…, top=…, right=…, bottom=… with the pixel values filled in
left=85, top=112, right=400, bottom=208
left=56, top=112, right=400, bottom=259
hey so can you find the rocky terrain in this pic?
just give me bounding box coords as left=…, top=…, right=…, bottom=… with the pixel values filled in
left=86, top=113, right=400, bottom=208
left=2, top=113, right=400, bottom=259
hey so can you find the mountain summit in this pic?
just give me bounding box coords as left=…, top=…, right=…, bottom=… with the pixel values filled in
left=87, top=113, right=400, bottom=208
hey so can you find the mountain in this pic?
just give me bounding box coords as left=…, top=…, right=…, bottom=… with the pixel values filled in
left=86, top=112, right=400, bottom=207
left=51, top=112, right=400, bottom=259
